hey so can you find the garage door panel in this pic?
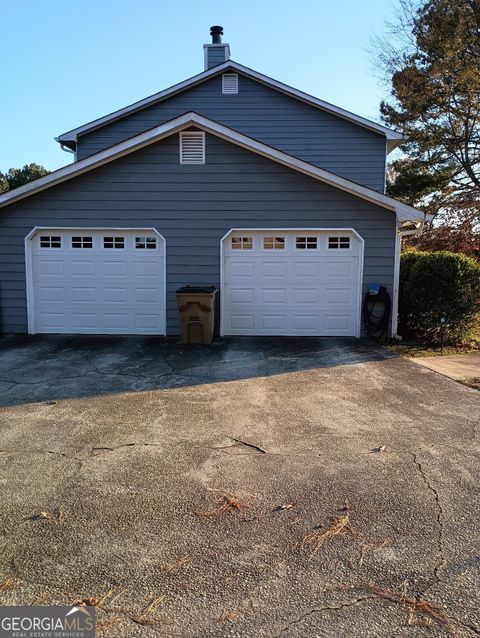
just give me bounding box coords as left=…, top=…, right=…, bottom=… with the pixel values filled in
left=292, top=261, right=318, bottom=278
left=102, top=287, right=128, bottom=303
left=38, top=313, right=67, bottom=330
left=262, top=315, right=287, bottom=331
left=325, top=287, right=353, bottom=306
left=261, top=261, right=287, bottom=277
left=103, top=261, right=127, bottom=277
left=31, top=229, right=165, bottom=335
left=71, top=261, right=96, bottom=277
left=230, top=288, right=255, bottom=304
left=261, top=288, right=287, bottom=304
left=223, top=230, right=361, bottom=337
left=71, top=287, right=96, bottom=303
left=292, top=288, right=320, bottom=304
left=325, top=260, right=353, bottom=278
left=37, top=260, right=65, bottom=277
left=133, top=260, right=161, bottom=277
left=229, top=314, right=255, bottom=331
left=38, top=286, right=65, bottom=303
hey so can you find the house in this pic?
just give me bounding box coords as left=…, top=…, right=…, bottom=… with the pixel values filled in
left=0, top=26, right=426, bottom=339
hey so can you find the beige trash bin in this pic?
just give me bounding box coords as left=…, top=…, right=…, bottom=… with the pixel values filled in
left=176, top=286, right=217, bottom=344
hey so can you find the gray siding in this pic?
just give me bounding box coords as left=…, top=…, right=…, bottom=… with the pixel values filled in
left=205, top=45, right=228, bottom=69
left=0, top=133, right=395, bottom=335
left=76, top=74, right=387, bottom=192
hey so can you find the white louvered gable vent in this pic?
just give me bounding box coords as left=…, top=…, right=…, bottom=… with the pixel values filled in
left=222, top=73, right=238, bottom=94
left=180, top=131, right=205, bottom=164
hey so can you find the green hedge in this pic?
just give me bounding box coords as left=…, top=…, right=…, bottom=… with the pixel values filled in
left=398, top=250, right=480, bottom=345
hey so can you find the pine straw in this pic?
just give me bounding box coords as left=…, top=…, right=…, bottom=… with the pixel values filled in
left=130, top=594, right=166, bottom=627
left=367, top=582, right=450, bottom=628
left=72, top=587, right=116, bottom=608
left=162, top=555, right=192, bottom=573
left=302, top=512, right=355, bottom=554
left=219, top=610, right=240, bottom=623
left=0, top=576, right=22, bottom=593
left=197, top=494, right=248, bottom=517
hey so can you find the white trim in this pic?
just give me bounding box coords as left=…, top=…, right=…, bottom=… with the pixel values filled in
left=391, top=227, right=401, bottom=336
left=391, top=223, right=424, bottom=337
left=3, top=112, right=428, bottom=223
left=24, top=226, right=167, bottom=336
left=220, top=227, right=364, bottom=338
left=56, top=60, right=403, bottom=147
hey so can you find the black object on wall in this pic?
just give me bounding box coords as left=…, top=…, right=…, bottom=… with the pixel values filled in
left=363, top=286, right=391, bottom=340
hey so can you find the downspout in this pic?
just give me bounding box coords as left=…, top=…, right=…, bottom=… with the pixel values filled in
left=391, top=221, right=424, bottom=339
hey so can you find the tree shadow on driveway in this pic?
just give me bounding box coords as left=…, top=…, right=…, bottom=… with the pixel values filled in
left=0, top=334, right=396, bottom=408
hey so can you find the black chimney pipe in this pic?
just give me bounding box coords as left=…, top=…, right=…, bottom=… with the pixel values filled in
left=210, top=25, right=223, bottom=44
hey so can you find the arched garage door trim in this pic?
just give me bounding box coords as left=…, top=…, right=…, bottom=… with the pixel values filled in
left=25, top=227, right=166, bottom=335
left=220, top=228, right=364, bottom=338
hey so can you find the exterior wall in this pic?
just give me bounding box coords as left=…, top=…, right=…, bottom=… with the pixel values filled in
left=76, top=74, right=387, bottom=192
left=204, top=45, right=229, bottom=69
left=0, top=133, right=396, bottom=335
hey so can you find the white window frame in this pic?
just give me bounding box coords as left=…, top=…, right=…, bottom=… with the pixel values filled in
left=71, top=235, right=93, bottom=249
left=135, top=236, right=157, bottom=250
left=39, top=235, right=62, bottom=249
left=262, top=236, right=286, bottom=251
left=231, top=236, right=253, bottom=250
left=327, top=236, right=352, bottom=251
left=295, top=236, right=318, bottom=250
left=179, top=131, right=206, bottom=165
left=222, top=73, right=239, bottom=95
left=103, top=235, right=126, bottom=250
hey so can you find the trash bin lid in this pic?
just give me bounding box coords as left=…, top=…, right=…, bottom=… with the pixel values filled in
left=176, top=285, right=217, bottom=294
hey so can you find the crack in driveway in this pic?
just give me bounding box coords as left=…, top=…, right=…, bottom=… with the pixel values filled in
left=410, top=452, right=446, bottom=591
left=272, top=596, right=375, bottom=637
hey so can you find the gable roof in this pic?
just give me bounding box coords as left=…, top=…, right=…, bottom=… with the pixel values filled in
left=2, top=112, right=424, bottom=222
left=56, top=60, right=404, bottom=153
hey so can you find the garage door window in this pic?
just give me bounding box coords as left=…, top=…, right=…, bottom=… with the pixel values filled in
left=103, top=236, right=125, bottom=249
left=328, top=236, right=351, bottom=249
left=40, top=235, right=61, bottom=248
left=135, top=236, right=157, bottom=249
left=263, top=236, right=285, bottom=250
left=296, top=236, right=318, bottom=250
left=72, top=236, right=93, bottom=249
left=231, top=236, right=253, bottom=250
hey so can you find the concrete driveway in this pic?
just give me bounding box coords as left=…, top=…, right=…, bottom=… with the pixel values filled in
left=0, top=336, right=479, bottom=637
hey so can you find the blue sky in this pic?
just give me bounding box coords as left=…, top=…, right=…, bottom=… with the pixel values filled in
left=0, top=0, right=398, bottom=172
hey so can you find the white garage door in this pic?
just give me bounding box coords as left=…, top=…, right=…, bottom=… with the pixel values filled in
left=222, top=230, right=362, bottom=336
left=28, top=229, right=166, bottom=335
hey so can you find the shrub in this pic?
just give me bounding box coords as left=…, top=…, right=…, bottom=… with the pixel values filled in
left=399, top=250, right=480, bottom=345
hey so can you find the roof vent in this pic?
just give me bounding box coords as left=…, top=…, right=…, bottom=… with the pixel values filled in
left=204, top=26, right=230, bottom=70
left=210, top=25, right=223, bottom=44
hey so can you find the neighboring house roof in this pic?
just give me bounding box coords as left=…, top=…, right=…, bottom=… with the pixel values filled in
left=56, top=60, right=404, bottom=153
left=1, top=112, right=424, bottom=222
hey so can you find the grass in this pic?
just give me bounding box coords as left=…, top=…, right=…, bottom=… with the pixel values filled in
left=387, top=314, right=480, bottom=358
left=459, top=377, right=480, bottom=391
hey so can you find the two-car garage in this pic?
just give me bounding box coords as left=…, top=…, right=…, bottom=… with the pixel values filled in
left=26, top=227, right=363, bottom=337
